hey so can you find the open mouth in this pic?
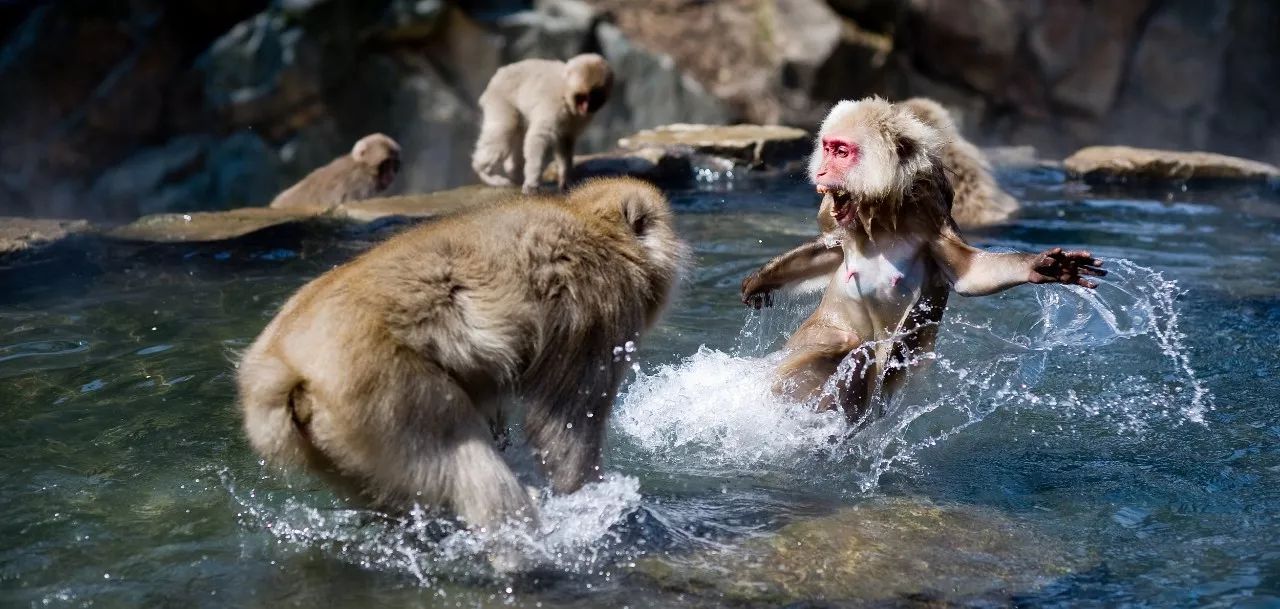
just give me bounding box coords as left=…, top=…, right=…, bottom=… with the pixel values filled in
left=817, top=185, right=855, bottom=227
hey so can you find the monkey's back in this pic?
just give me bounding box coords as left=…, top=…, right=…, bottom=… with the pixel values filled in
left=261, top=199, right=648, bottom=388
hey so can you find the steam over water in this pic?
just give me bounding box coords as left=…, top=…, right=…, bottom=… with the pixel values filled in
left=2, top=174, right=1278, bottom=607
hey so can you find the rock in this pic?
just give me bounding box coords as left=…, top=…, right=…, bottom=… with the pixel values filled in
left=105, top=208, right=319, bottom=243
left=0, top=218, right=92, bottom=257
left=88, top=136, right=216, bottom=218
left=769, top=0, right=843, bottom=96
left=618, top=124, right=810, bottom=168
left=335, top=185, right=517, bottom=223
left=632, top=497, right=1081, bottom=605
left=588, top=22, right=732, bottom=154
left=905, top=0, right=1020, bottom=98
left=1064, top=146, right=1280, bottom=183
left=983, top=146, right=1060, bottom=171
left=572, top=148, right=695, bottom=184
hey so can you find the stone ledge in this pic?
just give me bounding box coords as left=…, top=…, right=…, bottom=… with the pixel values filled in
left=1, top=218, right=92, bottom=256
left=1065, top=146, right=1280, bottom=183
left=103, top=208, right=320, bottom=243
left=617, top=123, right=811, bottom=167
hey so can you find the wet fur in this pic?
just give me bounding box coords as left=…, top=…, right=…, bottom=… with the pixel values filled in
left=239, top=177, right=686, bottom=529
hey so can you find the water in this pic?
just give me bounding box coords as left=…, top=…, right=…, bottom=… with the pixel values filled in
left=2, top=171, right=1278, bottom=607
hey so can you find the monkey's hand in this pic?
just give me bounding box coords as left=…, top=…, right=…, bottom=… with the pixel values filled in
left=741, top=271, right=777, bottom=309
left=1029, top=248, right=1106, bottom=288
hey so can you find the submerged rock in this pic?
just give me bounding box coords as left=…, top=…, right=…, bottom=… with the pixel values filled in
left=633, top=497, right=1081, bottom=605
left=105, top=208, right=320, bottom=243
left=1065, top=146, right=1280, bottom=183
left=618, top=124, right=811, bottom=168
left=0, top=218, right=91, bottom=257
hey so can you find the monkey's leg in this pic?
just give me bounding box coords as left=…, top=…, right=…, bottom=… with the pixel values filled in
left=306, top=369, right=536, bottom=529
left=554, top=135, right=575, bottom=191
left=472, top=103, right=521, bottom=187
left=521, top=121, right=558, bottom=193
left=772, top=322, right=863, bottom=407
left=522, top=359, right=623, bottom=494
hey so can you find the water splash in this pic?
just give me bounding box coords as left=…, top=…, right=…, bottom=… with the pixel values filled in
left=615, top=260, right=1212, bottom=492
left=223, top=469, right=642, bottom=586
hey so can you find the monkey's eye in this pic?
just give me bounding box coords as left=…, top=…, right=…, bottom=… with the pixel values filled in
left=833, top=146, right=849, bottom=158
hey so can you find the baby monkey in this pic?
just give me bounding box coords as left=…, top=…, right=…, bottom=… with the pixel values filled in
left=270, top=133, right=401, bottom=211
left=741, top=98, right=1104, bottom=423
left=472, top=54, right=613, bottom=194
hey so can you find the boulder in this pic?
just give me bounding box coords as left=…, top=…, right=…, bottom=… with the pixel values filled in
left=1065, top=146, right=1280, bottom=183
left=0, top=218, right=92, bottom=257
left=104, top=208, right=319, bottom=243
left=618, top=124, right=810, bottom=168
left=632, top=497, right=1081, bottom=605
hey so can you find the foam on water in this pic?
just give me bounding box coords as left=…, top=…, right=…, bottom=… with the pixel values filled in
left=224, top=470, right=642, bottom=586
left=616, top=259, right=1212, bottom=491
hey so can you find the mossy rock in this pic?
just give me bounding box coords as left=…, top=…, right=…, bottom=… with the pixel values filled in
left=633, top=497, right=1083, bottom=605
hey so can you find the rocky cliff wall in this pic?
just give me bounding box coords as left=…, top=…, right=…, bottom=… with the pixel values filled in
left=1, top=0, right=1275, bottom=220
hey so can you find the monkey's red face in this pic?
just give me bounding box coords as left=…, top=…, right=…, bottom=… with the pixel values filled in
left=813, top=136, right=860, bottom=227
left=376, top=158, right=400, bottom=191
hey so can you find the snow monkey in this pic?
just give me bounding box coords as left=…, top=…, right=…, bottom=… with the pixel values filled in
left=739, top=98, right=1104, bottom=423
left=901, top=97, right=1018, bottom=226
left=238, top=177, right=685, bottom=532
left=472, top=54, right=613, bottom=194
left=269, top=133, right=401, bottom=211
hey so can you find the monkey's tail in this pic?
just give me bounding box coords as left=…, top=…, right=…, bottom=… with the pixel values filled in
left=238, top=353, right=317, bottom=469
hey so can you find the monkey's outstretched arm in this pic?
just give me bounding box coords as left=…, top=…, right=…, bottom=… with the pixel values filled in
left=930, top=227, right=1105, bottom=296
left=740, top=239, right=843, bottom=308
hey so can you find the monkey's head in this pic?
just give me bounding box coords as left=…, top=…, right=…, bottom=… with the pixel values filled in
left=352, top=133, right=402, bottom=191
left=808, top=97, right=947, bottom=233
left=568, top=178, right=688, bottom=326
left=563, top=54, right=613, bottom=117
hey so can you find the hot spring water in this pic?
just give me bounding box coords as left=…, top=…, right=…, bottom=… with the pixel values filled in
left=2, top=171, right=1277, bottom=607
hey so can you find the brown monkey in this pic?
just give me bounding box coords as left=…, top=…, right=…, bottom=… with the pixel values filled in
left=472, top=54, right=613, bottom=194
left=740, top=98, right=1103, bottom=422
left=269, top=133, right=401, bottom=211
left=901, top=97, right=1018, bottom=226
left=238, top=177, right=685, bottom=533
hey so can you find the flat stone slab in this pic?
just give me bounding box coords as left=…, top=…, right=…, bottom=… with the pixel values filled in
left=618, top=123, right=810, bottom=167
left=572, top=147, right=696, bottom=183
left=336, top=185, right=517, bottom=223
left=632, top=497, right=1082, bottom=605
left=1065, top=146, right=1280, bottom=182
left=105, top=208, right=319, bottom=243
left=0, top=218, right=91, bottom=255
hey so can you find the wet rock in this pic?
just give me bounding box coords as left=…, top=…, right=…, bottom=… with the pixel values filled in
left=571, top=148, right=695, bottom=184
left=618, top=124, right=810, bottom=168
left=335, top=186, right=516, bottom=223
left=984, top=146, right=1060, bottom=171
left=105, top=208, right=319, bottom=243
left=1064, top=146, right=1280, bottom=183
left=632, top=497, right=1080, bottom=605
left=0, top=218, right=92, bottom=257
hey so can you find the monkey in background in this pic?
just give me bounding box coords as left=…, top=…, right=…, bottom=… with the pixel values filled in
left=238, top=177, right=686, bottom=536
left=472, top=54, right=613, bottom=194
left=269, top=133, right=401, bottom=211
left=901, top=97, right=1018, bottom=226
left=740, top=98, right=1103, bottom=422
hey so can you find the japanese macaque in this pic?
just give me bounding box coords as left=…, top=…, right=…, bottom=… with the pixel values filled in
left=472, top=54, right=613, bottom=194
left=901, top=97, right=1018, bottom=226
left=269, top=133, right=401, bottom=211
left=238, top=177, right=685, bottom=534
left=740, top=98, right=1104, bottom=423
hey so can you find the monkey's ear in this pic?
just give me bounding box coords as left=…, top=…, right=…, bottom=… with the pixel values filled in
left=620, top=197, right=651, bottom=236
